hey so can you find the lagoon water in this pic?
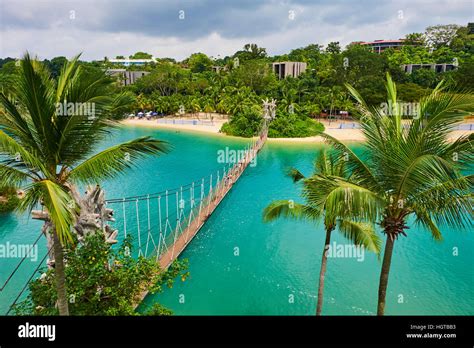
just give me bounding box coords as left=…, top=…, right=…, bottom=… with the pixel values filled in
left=1, top=126, right=473, bottom=315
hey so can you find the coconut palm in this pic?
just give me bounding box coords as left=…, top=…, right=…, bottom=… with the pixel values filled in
left=225, top=86, right=259, bottom=116
left=188, top=96, right=201, bottom=117
left=202, top=97, right=215, bottom=119
left=316, top=73, right=473, bottom=315
left=263, top=150, right=381, bottom=315
left=0, top=53, right=168, bottom=315
left=279, top=83, right=298, bottom=114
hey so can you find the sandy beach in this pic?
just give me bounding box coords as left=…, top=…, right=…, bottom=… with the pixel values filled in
left=122, top=118, right=227, bottom=135
left=121, top=118, right=473, bottom=143
left=121, top=118, right=367, bottom=142
left=270, top=121, right=366, bottom=143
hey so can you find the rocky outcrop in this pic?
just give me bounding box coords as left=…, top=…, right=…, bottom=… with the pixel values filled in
left=32, top=185, right=117, bottom=268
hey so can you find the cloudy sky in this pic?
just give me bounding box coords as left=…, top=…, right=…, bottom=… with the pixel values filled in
left=0, top=0, right=472, bottom=61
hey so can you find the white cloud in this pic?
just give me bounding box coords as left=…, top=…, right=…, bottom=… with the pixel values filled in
left=0, top=0, right=472, bottom=60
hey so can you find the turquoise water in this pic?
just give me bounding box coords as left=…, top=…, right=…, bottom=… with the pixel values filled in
left=1, top=126, right=473, bottom=315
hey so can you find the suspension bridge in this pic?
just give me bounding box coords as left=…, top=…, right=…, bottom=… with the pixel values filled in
left=107, top=124, right=268, bottom=271
left=0, top=121, right=270, bottom=314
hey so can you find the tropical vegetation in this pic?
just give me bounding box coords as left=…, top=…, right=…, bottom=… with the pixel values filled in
left=1, top=24, right=472, bottom=138
left=0, top=22, right=472, bottom=317
left=0, top=53, right=169, bottom=315
left=263, top=150, right=381, bottom=315
left=313, top=73, right=473, bottom=315
left=0, top=186, right=19, bottom=213
left=13, top=233, right=189, bottom=316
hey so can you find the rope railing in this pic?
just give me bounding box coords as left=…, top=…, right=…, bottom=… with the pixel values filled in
left=5, top=247, right=52, bottom=315
left=106, top=125, right=268, bottom=267
left=1, top=124, right=269, bottom=314
left=0, top=231, right=45, bottom=292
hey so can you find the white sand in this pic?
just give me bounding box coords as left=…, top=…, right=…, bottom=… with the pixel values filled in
left=122, top=118, right=227, bottom=135
left=121, top=118, right=473, bottom=143
left=269, top=121, right=365, bottom=143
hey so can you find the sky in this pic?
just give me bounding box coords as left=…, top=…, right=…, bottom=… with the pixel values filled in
left=0, top=0, right=473, bottom=61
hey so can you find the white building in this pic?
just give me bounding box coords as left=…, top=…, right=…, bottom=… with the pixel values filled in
left=402, top=63, right=457, bottom=74
left=109, top=58, right=155, bottom=67
left=272, top=62, right=307, bottom=79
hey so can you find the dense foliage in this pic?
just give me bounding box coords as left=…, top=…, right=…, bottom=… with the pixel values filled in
left=268, top=112, right=325, bottom=138
left=303, top=74, right=474, bottom=315
left=0, top=23, right=472, bottom=138
left=13, top=233, right=189, bottom=315
left=0, top=186, right=19, bottom=213
left=0, top=54, right=168, bottom=315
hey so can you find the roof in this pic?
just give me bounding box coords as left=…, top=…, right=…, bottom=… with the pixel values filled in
left=360, top=39, right=405, bottom=45
left=109, top=58, right=155, bottom=63
left=272, top=61, right=307, bottom=64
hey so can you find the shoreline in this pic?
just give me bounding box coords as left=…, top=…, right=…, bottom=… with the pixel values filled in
left=120, top=119, right=473, bottom=144
left=121, top=118, right=228, bottom=136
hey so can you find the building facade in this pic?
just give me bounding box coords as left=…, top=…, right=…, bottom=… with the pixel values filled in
left=359, top=39, right=405, bottom=53
left=402, top=63, right=457, bottom=74
left=109, top=58, right=155, bottom=67
left=106, top=69, right=150, bottom=85
left=272, top=61, right=307, bottom=79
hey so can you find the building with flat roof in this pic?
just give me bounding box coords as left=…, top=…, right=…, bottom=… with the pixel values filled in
left=402, top=63, right=457, bottom=74
left=106, top=69, right=150, bottom=85
left=109, top=58, right=155, bottom=67
left=272, top=61, right=307, bottom=79
left=359, top=39, right=405, bottom=53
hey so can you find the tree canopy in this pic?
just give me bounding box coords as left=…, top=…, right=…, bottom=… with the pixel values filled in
left=1, top=24, right=472, bottom=139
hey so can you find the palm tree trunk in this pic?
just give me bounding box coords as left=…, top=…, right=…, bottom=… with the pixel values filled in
left=377, top=236, right=395, bottom=315
left=52, top=231, right=69, bottom=315
left=316, top=228, right=332, bottom=315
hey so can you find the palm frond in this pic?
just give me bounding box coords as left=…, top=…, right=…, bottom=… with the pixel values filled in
left=18, top=180, right=76, bottom=245
left=395, top=153, right=463, bottom=200
left=413, top=207, right=443, bottom=241
left=0, top=164, right=34, bottom=187
left=303, top=175, right=384, bottom=222
left=338, top=220, right=382, bottom=254
left=286, top=168, right=305, bottom=182
left=55, top=54, right=81, bottom=102
left=316, top=132, right=380, bottom=190
left=263, top=200, right=320, bottom=223
left=67, top=137, right=169, bottom=184
left=0, top=129, right=49, bottom=176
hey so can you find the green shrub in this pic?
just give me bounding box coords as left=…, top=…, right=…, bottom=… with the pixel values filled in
left=220, top=108, right=263, bottom=137
left=13, top=233, right=189, bottom=316
left=268, top=112, right=325, bottom=138
left=0, top=186, right=20, bottom=213
left=221, top=109, right=324, bottom=138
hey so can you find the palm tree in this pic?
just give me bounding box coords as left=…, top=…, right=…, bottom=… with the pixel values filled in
left=202, top=96, right=215, bottom=120
left=263, top=150, right=381, bottom=315
left=279, top=82, right=298, bottom=114
left=315, top=73, right=473, bottom=315
left=0, top=53, right=168, bottom=315
left=243, top=43, right=267, bottom=59
left=188, top=97, right=201, bottom=117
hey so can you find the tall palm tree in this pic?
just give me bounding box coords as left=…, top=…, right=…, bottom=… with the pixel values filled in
left=263, top=150, right=381, bottom=315
left=0, top=53, right=168, bottom=315
left=315, top=73, right=473, bottom=315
